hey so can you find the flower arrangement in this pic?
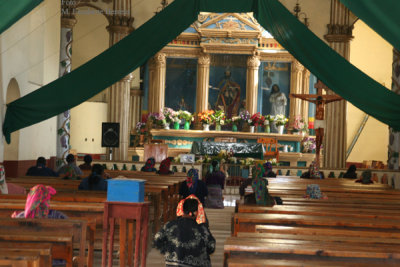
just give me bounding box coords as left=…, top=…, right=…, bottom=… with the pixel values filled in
left=231, top=116, right=241, bottom=125
left=301, top=136, right=316, bottom=152
left=148, top=112, right=165, bottom=125
left=239, top=110, right=251, bottom=124
left=263, top=115, right=275, bottom=125
left=275, top=114, right=288, bottom=126
left=249, top=112, right=263, bottom=126
left=198, top=110, right=215, bottom=124
left=135, top=121, right=146, bottom=134
left=292, top=115, right=307, bottom=132
left=178, top=110, right=194, bottom=123
left=161, top=107, right=175, bottom=124
left=239, top=157, right=255, bottom=166
left=267, top=158, right=279, bottom=166
left=213, top=109, right=226, bottom=125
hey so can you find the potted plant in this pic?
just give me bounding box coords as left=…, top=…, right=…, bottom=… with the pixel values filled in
left=178, top=110, right=194, bottom=130
left=198, top=110, right=214, bottom=131
left=249, top=112, right=262, bottom=133
left=161, top=107, right=175, bottom=129
left=212, top=109, right=225, bottom=131
left=239, top=110, right=251, bottom=131
left=230, top=116, right=241, bottom=132
left=148, top=112, right=165, bottom=129
left=263, top=115, right=275, bottom=133
left=171, top=111, right=181, bottom=130
left=291, top=115, right=307, bottom=135
left=275, top=114, right=288, bottom=134
left=302, top=136, right=317, bottom=153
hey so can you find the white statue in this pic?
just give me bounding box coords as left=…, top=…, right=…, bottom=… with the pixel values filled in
left=269, top=84, right=287, bottom=116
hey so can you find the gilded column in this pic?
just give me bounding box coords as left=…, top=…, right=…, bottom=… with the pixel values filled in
left=388, top=49, right=400, bottom=170
left=57, top=3, right=77, bottom=167
left=129, top=89, right=143, bottom=135
left=289, top=60, right=304, bottom=123
left=301, top=68, right=311, bottom=124
left=323, top=0, right=353, bottom=168
left=246, top=55, right=260, bottom=114
left=107, top=0, right=134, bottom=160
left=148, top=52, right=166, bottom=113
left=196, top=54, right=211, bottom=112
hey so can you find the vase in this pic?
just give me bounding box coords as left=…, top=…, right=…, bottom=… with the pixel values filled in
left=163, top=123, right=170, bottom=130
left=139, top=134, right=145, bottom=146
left=277, top=125, right=284, bottom=134
left=184, top=121, right=190, bottom=130
left=203, top=124, right=210, bottom=131
left=215, top=124, right=221, bottom=131
left=232, top=125, right=238, bottom=132
left=249, top=126, right=255, bottom=133
left=173, top=122, right=180, bottom=130
left=265, top=125, right=270, bottom=133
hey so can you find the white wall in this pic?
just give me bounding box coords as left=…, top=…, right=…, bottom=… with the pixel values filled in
left=0, top=0, right=60, bottom=161
left=70, top=102, right=107, bottom=154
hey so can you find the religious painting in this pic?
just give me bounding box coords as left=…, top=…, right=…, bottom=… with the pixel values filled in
left=257, top=61, right=291, bottom=116
left=208, top=54, right=247, bottom=118
left=165, top=58, right=197, bottom=113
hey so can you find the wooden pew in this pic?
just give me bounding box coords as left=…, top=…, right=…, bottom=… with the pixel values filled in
left=0, top=242, right=52, bottom=267
left=0, top=218, right=87, bottom=267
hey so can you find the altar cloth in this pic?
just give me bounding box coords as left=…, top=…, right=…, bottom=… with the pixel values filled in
left=190, top=141, right=264, bottom=159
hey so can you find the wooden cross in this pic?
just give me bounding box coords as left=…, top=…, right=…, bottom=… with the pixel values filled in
left=290, top=80, right=343, bottom=169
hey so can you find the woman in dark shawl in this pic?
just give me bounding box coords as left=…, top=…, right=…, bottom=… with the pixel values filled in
left=141, top=157, right=157, bottom=172
left=179, top=168, right=208, bottom=205
left=204, top=160, right=225, bottom=209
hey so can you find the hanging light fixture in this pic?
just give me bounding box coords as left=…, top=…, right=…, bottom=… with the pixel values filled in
left=293, top=0, right=310, bottom=27
left=155, top=0, right=169, bottom=14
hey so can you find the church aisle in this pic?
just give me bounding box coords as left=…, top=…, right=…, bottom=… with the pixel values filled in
left=146, top=206, right=235, bottom=267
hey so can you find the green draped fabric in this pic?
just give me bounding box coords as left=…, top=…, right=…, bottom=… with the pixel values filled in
left=3, top=0, right=400, bottom=143
left=0, top=0, right=43, bottom=35
left=340, top=0, right=400, bottom=52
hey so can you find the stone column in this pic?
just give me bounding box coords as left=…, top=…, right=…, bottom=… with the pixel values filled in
left=246, top=55, right=260, bottom=114
left=107, top=0, right=134, bottom=160
left=56, top=5, right=77, bottom=167
left=289, top=60, right=304, bottom=123
left=323, top=0, right=353, bottom=168
left=388, top=49, right=400, bottom=170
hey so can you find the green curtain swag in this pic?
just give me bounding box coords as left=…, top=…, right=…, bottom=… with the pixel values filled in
left=340, top=0, right=400, bottom=52
left=3, top=0, right=400, bottom=144
left=0, top=0, right=43, bottom=35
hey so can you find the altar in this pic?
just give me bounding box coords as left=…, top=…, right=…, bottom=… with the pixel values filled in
left=128, top=129, right=318, bottom=167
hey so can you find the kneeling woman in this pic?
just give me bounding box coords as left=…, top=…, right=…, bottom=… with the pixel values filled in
left=204, top=160, right=225, bottom=209
left=239, top=163, right=275, bottom=206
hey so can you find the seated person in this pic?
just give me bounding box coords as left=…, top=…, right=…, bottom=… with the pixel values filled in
left=239, top=164, right=275, bottom=206
left=26, top=157, right=58, bottom=177
left=79, top=154, right=93, bottom=171
left=179, top=168, right=208, bottom=206
left=141, top=157, right=157, bottom=172
left=263, top=162, right=277, bottom=178
left=300, top=161, right=323, bottom=179
left=355, top=170, right=373, bottom=184
left=204, top=160, right=225, bottom=209
left=153, top=196, right=215, bottom=267
left=343, top=164, right=357, bottom=179
left=78, top=164, right=108, bottom=191
left=12, top=184, right=67, bottom=219
left=304, top=184, right=327, bottom=199
left=0, top=165, right=25, bottom=195
left=156, top=158, right=174, bottom=175
left=57, top=154, right=83, bottom=179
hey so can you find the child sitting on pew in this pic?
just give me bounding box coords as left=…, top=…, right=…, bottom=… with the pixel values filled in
left=153, top=195, right=215, bottom=267
left=78, top=164, right=108, bottom=191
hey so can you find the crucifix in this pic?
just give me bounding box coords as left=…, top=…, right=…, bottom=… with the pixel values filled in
left=290, top=80, right=343, bottom=169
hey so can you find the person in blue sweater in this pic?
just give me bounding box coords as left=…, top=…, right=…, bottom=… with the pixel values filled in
left=78, top=164, right=108, bottom=191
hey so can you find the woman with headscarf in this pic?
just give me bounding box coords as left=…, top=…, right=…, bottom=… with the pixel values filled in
left=343, top=164, right=357, bottom=179
left=141, top=157, right=157, bottom=172
left=153, top=195, right=215, bottom=267
left=263, top=162, right=277, bottom=178
left=12, top=184, right=67, bottom=219
left=179, top=168, right=208, bottom=205
left=157, top=158, right=174, bottom=175
left=239, top=163, right=275, bottom=206
left=204, top=160, right=225, bottom=209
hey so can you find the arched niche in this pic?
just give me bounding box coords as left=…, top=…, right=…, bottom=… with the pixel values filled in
left=4, top=78, right=21, bottom=161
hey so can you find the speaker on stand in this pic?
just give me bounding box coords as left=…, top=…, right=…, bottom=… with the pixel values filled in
left=102, top=123, right=120, bottom=160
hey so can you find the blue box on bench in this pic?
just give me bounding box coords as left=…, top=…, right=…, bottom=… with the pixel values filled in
left=107, top=179, right=145, bottom=202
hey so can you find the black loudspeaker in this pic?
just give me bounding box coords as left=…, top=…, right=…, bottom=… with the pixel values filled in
left=102, top=123, right=120, bottom=147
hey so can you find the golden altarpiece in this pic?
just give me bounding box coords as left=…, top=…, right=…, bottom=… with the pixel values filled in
left=128, top=13, right=318, bottom=167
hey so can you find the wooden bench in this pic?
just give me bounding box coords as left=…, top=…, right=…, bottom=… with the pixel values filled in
left=0, top=242, right=52, bottom=267
left=0, top=218, right=87, bottom=267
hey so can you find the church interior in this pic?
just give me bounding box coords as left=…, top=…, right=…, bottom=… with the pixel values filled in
left=1, top=0, right=400, bottom=266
